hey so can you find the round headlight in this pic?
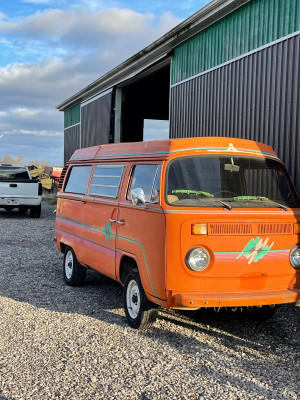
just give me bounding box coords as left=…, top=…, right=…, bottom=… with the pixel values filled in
left=185, top=247, right=210, bottom=272
left=290, top=245, right=300, bottom=268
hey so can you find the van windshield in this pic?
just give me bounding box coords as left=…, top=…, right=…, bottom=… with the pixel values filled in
left=0, top=166, right=30, bottom=180
left=166, top=155, right=299, bottom=209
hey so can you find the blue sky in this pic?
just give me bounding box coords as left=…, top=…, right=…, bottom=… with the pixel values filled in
left=0, top=0, right=210, bottom=165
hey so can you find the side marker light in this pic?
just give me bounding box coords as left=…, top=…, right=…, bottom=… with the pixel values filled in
left=191, top=223, right=207, bottom=235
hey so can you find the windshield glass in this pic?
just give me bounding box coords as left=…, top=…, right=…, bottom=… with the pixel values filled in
left=166, top=156, right=299, bottom=209
left=0, top=166, right=30, bottom=180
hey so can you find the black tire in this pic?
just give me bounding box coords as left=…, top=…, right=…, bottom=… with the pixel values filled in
left=63, top=247, right=86, bottom=286
left=30, top=204, right=41, bottom=218
left=124, top=268, right=158, bottom=330
left=242, top=305, right=277, bottom=321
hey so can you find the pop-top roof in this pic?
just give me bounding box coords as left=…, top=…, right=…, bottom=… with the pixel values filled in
left=68, top=137, right=278, bottom=163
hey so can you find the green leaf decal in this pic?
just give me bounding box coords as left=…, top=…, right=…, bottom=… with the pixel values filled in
left=237, top=237, right=274, bottom=264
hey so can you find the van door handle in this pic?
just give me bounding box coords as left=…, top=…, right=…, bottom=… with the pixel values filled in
left=109, top=219, right=117, bottom=223
left=68, top=198, right=86, bottom=204
left=117, top=220, right=125, bottom=225
left=9, top=184, right=17, bottom=188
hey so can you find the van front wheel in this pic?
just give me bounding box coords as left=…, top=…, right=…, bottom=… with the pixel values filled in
left=63, top=247, right=86, bottom=286
left=124, top=269, right=158, bottom=330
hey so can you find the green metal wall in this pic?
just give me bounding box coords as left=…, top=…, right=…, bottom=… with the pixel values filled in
left=64, top=103, right=80, bottom=129
left=171, top=0, right=300, bottom=84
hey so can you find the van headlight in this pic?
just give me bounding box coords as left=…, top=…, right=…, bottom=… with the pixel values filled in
left=185, top=247, right=210, bottom=272
left=290, top=245, right=300, bottom=268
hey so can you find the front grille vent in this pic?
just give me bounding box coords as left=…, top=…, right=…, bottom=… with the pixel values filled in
left=208, top=223, right=293, bottom=236
left=209, top=223, right=253, bottom=236
left=258, top=223, right=293, bottom=234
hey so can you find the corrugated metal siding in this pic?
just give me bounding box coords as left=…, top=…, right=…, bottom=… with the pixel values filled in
left=81, top=92, right=112, bottom=148
left=171, top=0, right=300, bottom=84
left=64, top=124, right=80, bottom=164
left=64, top=104, right=80, bottom=129
left=170, top=33, right=300, bottom=194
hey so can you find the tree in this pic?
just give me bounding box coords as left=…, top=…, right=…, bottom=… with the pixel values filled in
left=0, top=155, right=26, bottom=164
left=28, top=158, right=52, bottom=168
left=0, top=155, right=52, bottom=167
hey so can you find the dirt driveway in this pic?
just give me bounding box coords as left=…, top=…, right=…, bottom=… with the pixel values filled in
left=0, top=202, right=299, bottom=399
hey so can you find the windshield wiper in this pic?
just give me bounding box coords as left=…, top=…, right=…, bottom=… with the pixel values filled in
left=233, top=196, right=289, bottom=211
left=214, top=199, right=232, bottom=210
left=263, top=199, right=289, bottom=211
left=172, top=189, right=214, bottom=197
left=172, top=190, right=232, bottom=210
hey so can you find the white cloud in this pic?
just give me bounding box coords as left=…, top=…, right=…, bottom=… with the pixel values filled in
left=0, top=57, right=86, bottom=108
left=0, top=7, right=181, bottom=49
left=0, top=38, right=14, bottom=48
left=19, top=129, right=63, bottom=137
left=0, top=6, right=181, bottom=108
left=10, top=108, right=39, bottom=118
left=0, top=110, right=8, bottom=117
left=22, top=0, right=65, bottom=4
left=0, top=4, right=182, bottom=164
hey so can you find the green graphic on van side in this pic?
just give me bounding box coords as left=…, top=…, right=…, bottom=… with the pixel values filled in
left=237, top=237, right=274, bottom=265
left=103, top=222, right=113, bottom=243
left=56, top=216, right=161, bottom=305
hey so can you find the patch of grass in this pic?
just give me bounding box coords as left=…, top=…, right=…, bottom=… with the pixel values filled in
left=42, top=188, right=58, bottom=205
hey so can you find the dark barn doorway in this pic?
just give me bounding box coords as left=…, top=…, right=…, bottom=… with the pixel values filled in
left=120, top=62, right=170, bottom=143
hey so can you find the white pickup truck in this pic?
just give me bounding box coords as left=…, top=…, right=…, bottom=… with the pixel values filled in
left=0, top=164, right=42, bottom=218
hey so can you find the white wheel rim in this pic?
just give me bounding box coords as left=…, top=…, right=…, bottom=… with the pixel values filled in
left=65, top=251, right=73, bottom=279
left=126, top=279, right=140, bottom=319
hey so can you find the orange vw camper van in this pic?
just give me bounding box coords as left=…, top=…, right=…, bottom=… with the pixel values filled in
left=55, top=137, right=300, bottom=329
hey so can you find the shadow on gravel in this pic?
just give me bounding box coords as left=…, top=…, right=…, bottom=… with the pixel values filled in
left=157, top=306, right=300, bottom=348
left=0, top=209, right=45, bottom=220
left=0, top=206, right=126, bottom=324
left=0, top=391, right=9, bottom=400
left=143, top=306, right=300, bottom=400
left=0, top=205, right=299, bottom=363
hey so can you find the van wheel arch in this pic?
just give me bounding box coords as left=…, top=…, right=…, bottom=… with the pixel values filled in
left=119, top=256, right=138, bottom=284
left=60, top=242, right=67, bottom=254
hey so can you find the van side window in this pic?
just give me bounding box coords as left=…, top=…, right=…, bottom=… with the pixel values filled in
left=64, top=165, right=92, bottom=194
left=128, top=164, right=161, bottom=203
left=89, top=164, right=124, bottom=198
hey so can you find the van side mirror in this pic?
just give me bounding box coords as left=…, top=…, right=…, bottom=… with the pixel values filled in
left=131, top=188, right=146, bottom=205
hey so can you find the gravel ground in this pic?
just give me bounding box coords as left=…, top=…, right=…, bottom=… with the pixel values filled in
left=0, top=202, right=299, bottom=400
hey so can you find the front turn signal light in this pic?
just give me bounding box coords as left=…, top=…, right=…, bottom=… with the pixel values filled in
left=191, top=223, right=207, bottom=235
left=294, top=223, right=300, bottom=234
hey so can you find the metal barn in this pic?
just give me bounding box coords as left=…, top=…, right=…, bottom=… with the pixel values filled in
left=57, top=0, right=300, bottom=192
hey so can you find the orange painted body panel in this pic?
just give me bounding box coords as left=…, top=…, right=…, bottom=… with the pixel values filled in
left=56, top=194, right=87, bottom=262
left=55, top=137, right=300, bottom=310
left=117, top=203, right=166, bottom=305
left=83, top=197, right=118, bottom=279
left=163, top=210, right=300, bottom=307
